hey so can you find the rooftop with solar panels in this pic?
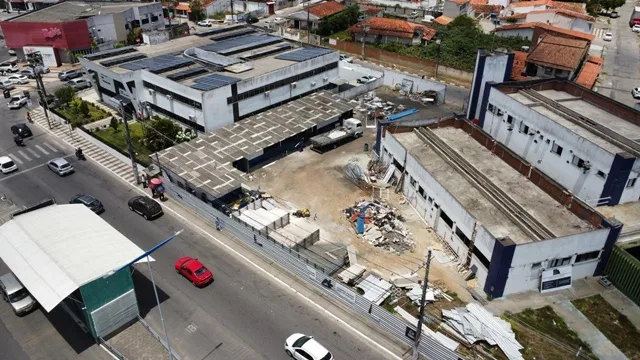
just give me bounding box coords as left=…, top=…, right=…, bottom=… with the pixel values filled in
left=85, top=25, right=337, bottom=91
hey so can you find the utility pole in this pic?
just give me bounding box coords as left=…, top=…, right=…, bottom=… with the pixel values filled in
left=361, top=26, right=370, bottom=60
left=306, top=0, right=310, bottom=44
left=412, top=250, right=432, bottom=360
left=230, top=0, right=234, bottom=23
left=27, top=51, right=52, bottom=129
left=120, top=101, right=140, bottom=184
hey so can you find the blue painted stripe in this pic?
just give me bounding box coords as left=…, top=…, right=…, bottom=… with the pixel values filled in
left=595, top=218, right=623, bottom=275
left=600, top=154, right=635, bottom=205
left=467, top=54, right=487, bottom=120
left=477, top=82, right=495, bottom=129
left=504, top=53, right=515, bottom=82
left=483, top=237, right=516, bottom=298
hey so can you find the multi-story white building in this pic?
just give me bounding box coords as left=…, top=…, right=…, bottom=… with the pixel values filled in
left=80, top=26, right=339, bottom=132
left=379, top=122, right=622, bottom=298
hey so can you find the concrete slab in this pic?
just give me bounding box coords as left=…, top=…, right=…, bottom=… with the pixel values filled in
left=107, top=321, right=169, bottom=360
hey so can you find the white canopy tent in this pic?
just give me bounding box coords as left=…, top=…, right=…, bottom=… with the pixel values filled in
left=0, top=203, right=152, bottom=312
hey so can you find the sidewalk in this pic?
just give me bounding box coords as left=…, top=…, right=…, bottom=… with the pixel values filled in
left=28, top=105, right=414, bottom=360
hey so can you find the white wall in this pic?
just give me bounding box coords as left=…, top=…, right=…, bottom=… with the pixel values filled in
left=510, top=4, right=548, bottom=14
left=483, top=88, right=616, bottom=204
left=504, top=228, right=609, bottom=294
left=87, top=14, right=123, bottom=43
left=469, top=52, right=511, bottom=121
left=619, top=159, right=640, bottom=204
left=571, top=18, right=594, bottom=33
left=495, top=28, right=535, bottom=41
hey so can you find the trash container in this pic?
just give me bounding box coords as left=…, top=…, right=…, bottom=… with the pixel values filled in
left=364, top=143, right=369, bottom=152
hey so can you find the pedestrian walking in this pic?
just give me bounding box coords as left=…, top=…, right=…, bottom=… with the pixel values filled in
left=141, top=175, right=148, bottom=189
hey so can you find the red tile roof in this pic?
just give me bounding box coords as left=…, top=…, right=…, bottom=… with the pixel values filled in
left=548, top=1, right=586, bottom=13
left=435, top=15, right=453, bottom=25
left=350, top=17, right=434, bottom=40
left=308, top=1, right=346, bottom=18
left=364, top=6, right=382, bottom=15
left=472, top=4, right=502, bottom=14
left=500, top=13, right=527, bottom=19
left=511, top=50, right=528, bottom=80
left=448, top=0, right=470, bottom=4
left=471, top=0, right=488, bottom=4
left=527, top=8, right=595, bottom=21
left=510, top=0, right=549, bottom=8
left=575, top=57, right=602, bottom=89
left=495, top=22, right=595, bottom=41
left=527, top=34, right=589, bottom=71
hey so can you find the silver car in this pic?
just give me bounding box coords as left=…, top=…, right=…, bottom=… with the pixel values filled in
left=0, top=273, right=37, bottom=316
left=47, top=157, right=74, bottom=176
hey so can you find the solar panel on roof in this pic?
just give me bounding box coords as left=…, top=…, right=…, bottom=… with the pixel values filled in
left=84, top=46, right=137, bottom=61
left=194, top=24, right=245, bottom=37
left=240, top=44, right=292, bottom=61
left=191, top=74, right=240, bottom=91
left=120, top=54, right=194, bottom=73
left=100, top=53, right=148, bottom=67
left=167, top=67, right=209, bottom=81
left=275, top=47, right=335, bottom=62
left=209, top=28, right=256, bottom=41
left=198, top=35, right=281, bottom=55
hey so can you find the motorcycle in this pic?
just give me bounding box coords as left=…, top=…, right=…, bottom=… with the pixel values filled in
left=14, top=136, right=24, bottom=147
left=75, top=148, right=86, bottom=161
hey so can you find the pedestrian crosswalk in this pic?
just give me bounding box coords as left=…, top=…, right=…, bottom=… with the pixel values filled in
left=593, top=28, right=610, bottom=39
left=29, top=109, right=138, bottom=184
left=7, top=140, right=59, bottom=165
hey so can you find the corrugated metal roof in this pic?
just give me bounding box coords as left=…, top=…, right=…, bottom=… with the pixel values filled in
left=0, top=204, right=150, bottom=312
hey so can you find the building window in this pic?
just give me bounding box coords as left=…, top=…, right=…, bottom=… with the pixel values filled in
left=627, top=178, right=637, bottom=188
left=144, top=81, right=203, bottom=110
left=488, top=104, right=494, bottom=113
left=519, top=121, right=529, bottom=134
left=531, top=262, right=542, bottom=270
left=151, top=15, right=159, bottom=22
left=417, top=186, right=427, bottom=199
left=141, top=18, right=150, bottom=25
left=549, top=256, right=572, bottom=268
left=427, top=196, right=433, bottom=205
left=544, top=67, right=553, bottom=75
left=571, top=155, right=585, bottom=168
left=596, top=170, right=606, bottom=178
left=440, top=210, right=453, bottom=228
left=506, top=115, right=513, bottom=124
left=472, top=247, right=490, bottom=269
left=551, top=143, right=563, bottom=156
left=575, top=250, right=599, bottom=263
left=496, top=108, right=504, bottom=116
left=409, top=176, right=416, bottom=187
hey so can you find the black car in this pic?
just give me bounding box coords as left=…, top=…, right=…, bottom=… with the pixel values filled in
left=70, top=194, right=104, bottom=214
left=246, top=15, right=259, bottom=24
left=128, top=196, right=163, bottom=220
left=11, top=124, right=32, bottom=138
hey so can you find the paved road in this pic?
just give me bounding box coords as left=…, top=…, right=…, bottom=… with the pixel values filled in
left=0, top=105, right=391, bottom=359
left=598, top=0, right=640, bottom=108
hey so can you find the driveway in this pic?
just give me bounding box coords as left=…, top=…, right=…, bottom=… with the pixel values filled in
left=597, top=0, right=640, bottom=108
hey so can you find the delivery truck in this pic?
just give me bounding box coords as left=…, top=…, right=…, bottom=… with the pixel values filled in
left=310, top=118, right=363, bottom=153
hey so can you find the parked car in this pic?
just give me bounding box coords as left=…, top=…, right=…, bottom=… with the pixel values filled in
left=633, top=87, right=640, bottom=99
left=246, top=14, right=259, bottom=24
left=284, top=334, right=333, bottom=360
left=47, top=157, right=74, bottom=176
left=128, top=196, right=163, bottom=220
left=8, top=95, right=28, bottom=109
left=610, top=11, right=619, bottom=18
left=0, top=62, right=18, bottom=73
left=58, top=69, right=82, bottom=81
left=6, top=74, right=29, bottom=84
left=0, top=79, right=15, bottom=90
left=69, top=194, right=104, bottom=214
left=67, top=78, right=92, bottom=90
left=197, top=19, right=213, bottom=27
left=633, top=24, right=640, bottom=33
left=357, top=75, right=377, bottom=84
left=0, top=273, right=37, bottom=316
left=20, top=66, right=50, bottom=79
left=11, top=123, right=32, bottom=138
left=7, top=49, right=16, bottom=56
left=175, top=256, right=214, bottom=286
left=339, top=54, right=353, bottom=63
left=0, top=156, right=17, bottom=174
left=603, top=32, right=613, bottom=41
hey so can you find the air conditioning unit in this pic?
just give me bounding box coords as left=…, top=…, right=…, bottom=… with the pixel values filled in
left=311, top=81, right=316, bottom=86
left=148, top=88, right=155, bottom=95
left=166, top=94, right=172, bottom=100
left=507, top=126, right=514, bottom=131
left=189, top=114, right=196, bottom=121
left=323, top=76, right=329, bottom=82
left=290, top=82, right=297, bottom=88
left=264, top=91, right=270, bottom=97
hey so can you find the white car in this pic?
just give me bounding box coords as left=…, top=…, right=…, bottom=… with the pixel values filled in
left=7, top=49, right=16, bottom=56
left=357, top=75, right=377, bottom=84
left=0, top=79, right=15, bottom=90
left=633, top=25, right=640, bottom=33
left=603, top=32, right=613, bottom=41
left=632, top=87, right=640, bottom=99
left=8, top=95, right=28, bottom=109
left=0, top=156, right=17, bottom=174
left=6, top=74, right=29, bottom=85
left=0, top=63, right=18, bottom=73
left=197, top=19, right=213, bottom=27
left=339, top=54, right=353, bottom=63
left=284, top=334, right=333, bottom=360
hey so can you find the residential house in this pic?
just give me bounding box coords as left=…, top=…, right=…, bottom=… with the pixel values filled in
left=508, top=0, right=550, bottom=14
left=471, top=3, right=503, bottom=17
left=494, top=22, right=595, bottom=42
left=511, top=50, right=528, bottom=80
left=525, top=9, right=594, bottom=34
left=525, top=34, right=589, bottom=79
left=443, top=0, right=472, bottom=19
left=362, top=6, right=384, bottom=19
left=286, top=1, right=346, bottom=30
left=574, top=55, right=603, bottom=89
left=434, top=15, right=454, bottom=25
left=349, top=17, right=436, bottom=45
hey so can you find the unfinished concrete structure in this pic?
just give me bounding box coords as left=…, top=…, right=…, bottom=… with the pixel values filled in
left=379, top=118, right=622, bottom=298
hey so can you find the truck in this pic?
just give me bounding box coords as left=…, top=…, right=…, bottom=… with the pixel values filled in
left=310, top=118, right=363, bottom=153
left=630, top=6, right=640, bottom=27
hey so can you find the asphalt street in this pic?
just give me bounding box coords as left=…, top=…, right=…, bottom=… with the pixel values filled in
left=0, top=103, right=391, bottom=359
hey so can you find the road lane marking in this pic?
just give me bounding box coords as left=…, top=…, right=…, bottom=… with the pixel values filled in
left=43, top=142, right=57, bottom=152
left=26, top=148, right=40, bottom=158
left=35, top=144, right=49, bottom=155
left=17, top=150, right=32, bottom=162
left=0, top=155, right=74, bottom=183
left=7, top=153, right=22, bottom=164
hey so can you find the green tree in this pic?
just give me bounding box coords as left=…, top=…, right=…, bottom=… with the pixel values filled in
left=317, top=6, right=360, bottom=36
left=600, top=0, right=624, bottom=11
left=144, top=117, right=181, bottom=152
left=448, top=15, right=477, bottom=29
left=109, top=117, right=120, bottom=132
left=54, top=86, right=75, bottom=106
left=189, top=0, right=204, bottom=21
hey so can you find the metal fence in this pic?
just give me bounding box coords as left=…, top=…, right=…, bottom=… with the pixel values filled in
left=167, top=182, right=462, bottom=360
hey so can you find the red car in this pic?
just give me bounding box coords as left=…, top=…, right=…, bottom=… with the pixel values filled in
left=174, top=257, right=213, bottom=287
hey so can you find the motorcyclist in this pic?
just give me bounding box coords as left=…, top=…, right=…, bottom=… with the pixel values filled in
left=75, top=148, right=84, bottom=159
left=14, top=136, right=23, bottom=146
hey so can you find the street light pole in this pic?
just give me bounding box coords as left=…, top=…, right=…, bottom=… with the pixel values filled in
left=306, top=0, right=311, bottom=44
left=27, top=51, right=52, bottom=129
left=435, top=39, right=441, bottom=79
left=146, top=254, right=173, bottom=360
left=361, top=26, right=370, bottom=60
left=120, top=101, right=140, bottom=184
left=411, top=250, right=432, bottom=360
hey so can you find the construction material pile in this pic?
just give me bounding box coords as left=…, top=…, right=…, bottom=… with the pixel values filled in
left=354, top=91, right=406, bottom=120
left=442, top=304, right=524, bottom=360
left=344, top=200, right=415, bottom=253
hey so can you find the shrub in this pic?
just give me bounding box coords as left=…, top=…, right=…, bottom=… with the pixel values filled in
left=109, top=117, right=119, bottom=132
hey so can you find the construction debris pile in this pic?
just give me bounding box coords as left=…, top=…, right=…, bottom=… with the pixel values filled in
left=354, top=91, right=406, bottom=120
left=343, top=158, right=397, bottom=191
left=442, top=304, right=524, bottom=360
left=344, top=200, right=415, bottom=253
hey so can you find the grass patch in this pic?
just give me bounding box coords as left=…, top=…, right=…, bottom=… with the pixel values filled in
left=381, top=296, right=397, bottom=314
left=503, top=306, right=594, bottom=360
left=331, top=30, right=351, bottom=41
left=93, top=122, right=151, bottom=165
left=573, top=295, right=640, bottom=359
left=57, top=101, right=110, bottom=127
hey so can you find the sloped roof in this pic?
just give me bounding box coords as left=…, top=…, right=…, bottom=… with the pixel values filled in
left=500, top=13, right=527, bottom=19
left=308, top=1, right=346, bottom=18
left=527, top=34, right=589, bottom=71
left=175, top=3, right=190, bottom=11
left=448, top=0, right=470, bottom=5
left=511, top=50, right=528, bottom=80
left=575, top=55, right=603, bottom=89
left=509, top=0, right=549, bottom=7
left=435, top=15, right=453, bottom=25
left=350, top=17, right=434, bottom=40
left=527, top=8, right=595, bottom=21
left=0, top=204, right=151, bottom=312
left=472, top=4, right=502, bottom=14
left=495, top=22, right=595, bottom=41
left=364, top=6, right=382, bottom=14
left=548, top=1, right=586, bottom=13
left=471, top=0, right=488, bottom=4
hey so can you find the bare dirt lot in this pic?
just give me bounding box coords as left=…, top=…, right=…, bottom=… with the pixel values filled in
left=251, top=112, right=472, bottom=302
